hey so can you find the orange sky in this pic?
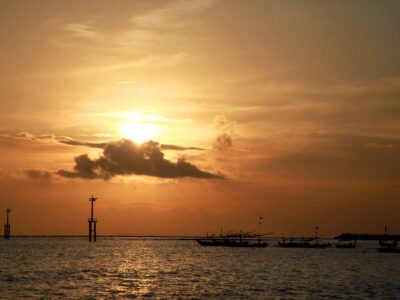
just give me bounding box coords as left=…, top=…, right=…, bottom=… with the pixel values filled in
left=0, top=0, right=400, bottom=236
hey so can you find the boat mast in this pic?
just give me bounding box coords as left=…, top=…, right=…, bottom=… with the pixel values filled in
left=258, top=216, right=263, bottom=242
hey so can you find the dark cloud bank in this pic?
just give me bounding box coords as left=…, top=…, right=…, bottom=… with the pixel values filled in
left=57, top=139, right=223, bottom=180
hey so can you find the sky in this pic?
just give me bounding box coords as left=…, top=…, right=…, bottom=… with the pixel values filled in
left=0, top=0, right=399, bottom=236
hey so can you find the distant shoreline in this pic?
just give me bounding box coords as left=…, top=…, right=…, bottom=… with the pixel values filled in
left=335, top=233, right=400, bottom=240
left=2, top=235, right=299, bottom=240
left=3, top=235, right=201, bottom=240
left=2, top=233, right=399, bottom=241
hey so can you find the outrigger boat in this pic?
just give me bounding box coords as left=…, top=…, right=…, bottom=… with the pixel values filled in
left=335, top=240, right=357, bottom=248
left=277, top=227, right=331, bottom=249
left=377, top=240, right=400, bottom=253
left=277, top=237, right=330, bottom=248
left=197, top=217, right=271, bottom=248
left=196, top=231, right=270, bottom=248
left=379, top=239, right=398, bottom=248
left=377, top=225, right=399, bottom=253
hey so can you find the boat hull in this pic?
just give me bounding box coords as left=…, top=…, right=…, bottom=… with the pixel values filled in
left=196, top=239, right=225, bottom=247
left=277, top=242, right=330, bottom=249
left=196, top=239, right=267, bottom=248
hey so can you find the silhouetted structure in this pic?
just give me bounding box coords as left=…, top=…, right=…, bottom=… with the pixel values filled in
left=88, top=195, right=97, bottom=242
left=377, top=225, right=400, bottom=253
left=196, top=232, right=268, bottom=247
left=336, top=233, right=400, bottom=240
left=197, top=226, right=271, bottom=248
left=277, top=226, right=331, bottom=248
left=4, top=208, right=11, bottom=240
left=335, top=240, right=357, bottom=248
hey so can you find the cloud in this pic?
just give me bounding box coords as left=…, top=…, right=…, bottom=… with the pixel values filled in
left=213, top=133, right=233, bottom=152
left=63, top=23, right=100, bottom=39
left=131, top=0, right=215, bottom=29
left=5, top=132, right=57, bottom=141
left=59, top=137, right=205, bottom=151
left=3, top=130, right=207, bottom=152
left=0, top=132, right=59, bottom=148
left=25, top=169, right=53, bottom=180
left=213, top=115, right=235, bottom=151
left=58, top=138, right=108, bottom=149
left=364, top=142, right=396, bottom=149
left=57, top=139, right=223, bottom=180
left=10, top=132, right=37, bottom=140
left=3, top=132, right=104, bottom=148
left=160, top=144, right=205, bottom=151
left=57, top=154, right=100, bottom=179
left=213, top=115, right=235, bottom=133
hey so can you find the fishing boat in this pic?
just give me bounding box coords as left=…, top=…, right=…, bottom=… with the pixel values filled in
left=377, top=225, right=400, bottom=253
left=277, top=226, right=331, bottom=249
left=197, top=217, right=270, bottom=248
left=277, top=237, right=312, bottom=248
left=196, top=231, right=269, bottom=248
left=335, top=240, right=357, bottom=248
left=196, top=237, right=225, bottom=247
left=277, top=237, right=330, bottom=248
left=379, top=239, right=398, bottom=248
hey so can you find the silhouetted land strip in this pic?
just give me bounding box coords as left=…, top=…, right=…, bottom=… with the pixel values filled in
left=8, top=234, right=399, bottom=241
left=2, top=235, right=326, bottom=241
left=335, top=233, right=400, bottom=241
left=7, top=235, right=204, bottom=240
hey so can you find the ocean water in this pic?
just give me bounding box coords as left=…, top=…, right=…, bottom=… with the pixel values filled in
left=0, top=238, right=399, bottom=299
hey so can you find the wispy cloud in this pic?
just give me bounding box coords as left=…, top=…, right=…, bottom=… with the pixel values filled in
left=63, top=23, right=100, bottom=39
left=96, top=110, right=192, bottom=124
left=59, top=137, right=205, bottom=151
left=364, top=142, right=396, bottom=149
left=2, top=131, right=206, bottom=152
left=213, top=115, right=235, bottom=152
left=131, top=0, right=215, bottom=29
left=25, top=169, right=53, bottom=180
left=59, top=0, right=216, bottom=50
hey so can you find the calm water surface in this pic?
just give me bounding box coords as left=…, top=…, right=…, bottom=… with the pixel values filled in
left=0, top=238, right=399, bottom=299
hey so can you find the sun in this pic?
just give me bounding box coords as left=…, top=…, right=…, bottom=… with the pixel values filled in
left=120, top=122, right=157, bottom=143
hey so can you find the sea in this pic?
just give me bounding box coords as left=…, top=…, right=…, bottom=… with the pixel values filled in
left=0, top=238, right=399, bottom=299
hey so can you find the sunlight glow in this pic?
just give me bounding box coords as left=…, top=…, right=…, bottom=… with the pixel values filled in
left=120, top=122, right=158, bottom=143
